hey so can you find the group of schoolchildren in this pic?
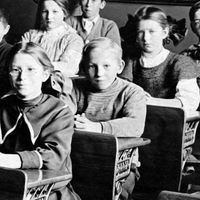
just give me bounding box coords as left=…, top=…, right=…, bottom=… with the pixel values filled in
left=0, top=0, right=200, bottom=199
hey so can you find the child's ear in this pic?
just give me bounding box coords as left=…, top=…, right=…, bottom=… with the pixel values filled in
left=190, top=22, right=197, bottom=34
left=162, top=26, right=169, bottom=40
left=42, top=70, right=50, bottom=82
left=100, top=0, right=106, bottom=10
left=117, top=59, right=125, bottom=74
left=3, top=25, right=10, bottom=36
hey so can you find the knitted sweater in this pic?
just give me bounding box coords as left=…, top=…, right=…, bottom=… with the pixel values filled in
left=22, top=23, right=84, bottom=76
left=120, top=52, right=198, bottom=98
left=66, top=16, right=121, bottom=46
left=69, top=77, right=146, bottom=137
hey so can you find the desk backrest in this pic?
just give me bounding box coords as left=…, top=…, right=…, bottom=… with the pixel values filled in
left=134, top=105, right=200, bottom=197
left=71, top=131, right=118, bottom=200
left=135, top=105, right=185, bottom=192
left=0, top=167, right=27, bottom=200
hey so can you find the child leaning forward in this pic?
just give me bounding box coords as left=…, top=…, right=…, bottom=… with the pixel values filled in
left=0, top=42, right=80, bottom=200
left=63, top=37, right=147, bottom=200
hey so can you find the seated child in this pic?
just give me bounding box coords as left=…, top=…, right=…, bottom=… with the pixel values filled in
left=22, top=0, right=84, bottom=77
left=0, top=42, right=80, bottom=200
left=66, top=0, right=121, bottom=46
left=181, top=1, right=200, bottom=160
left=182, top=1, right=200, bottom=84
left=65, top=37, right=146, bottom=200
left=119, top=6, right=199, bottom=112
left=0, top=8, right=12, bottom=97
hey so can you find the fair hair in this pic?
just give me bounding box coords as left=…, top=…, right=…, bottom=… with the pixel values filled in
left=7, top=42, right=54, bottom=73
left=81, top=37, right=122, bottom=68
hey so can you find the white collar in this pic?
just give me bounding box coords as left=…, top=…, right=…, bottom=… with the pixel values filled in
left=82, top=15, right=100, bottom=24
left=140, top=48, right=170, bottom=68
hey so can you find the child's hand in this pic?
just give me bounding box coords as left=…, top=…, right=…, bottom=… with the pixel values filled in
left=0, top=152, right=21, bottom=168
left=74, top=113, right=102, bottom=133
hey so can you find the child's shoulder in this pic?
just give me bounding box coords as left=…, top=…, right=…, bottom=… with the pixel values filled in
left=99, top=17, right=118, bottom=28
left=117, top=77, right=144, bottom=92
left=42, top=94, right=67, bottom=108
left=66, top=15, right=82, bottom=27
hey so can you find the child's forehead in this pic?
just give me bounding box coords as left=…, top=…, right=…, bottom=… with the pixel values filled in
left=89, top=47, right=118, bottom=55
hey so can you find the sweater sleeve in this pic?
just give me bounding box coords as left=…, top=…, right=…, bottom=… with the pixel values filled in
left=174, top=54, right=198, bottom=79
left=104, top=20, right=121, bottom=47
left=101, top=85, right=146, bottom=137
left=18, top=106, right=74, bottom=171
left=53, top=33, right=84, bottom=76
left=175, top=79, right=200, bottom=111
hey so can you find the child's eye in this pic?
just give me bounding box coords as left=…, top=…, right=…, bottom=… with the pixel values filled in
left=137, top=31, right=143, bottom=36
left=104, top=64, right=110, bottom=69
left=12, top=68, right=20, bottom=72
left=88, top=64, right=96, bottom=69
left=27, top=67, right=37, bottom=72
left=53, top=10, right=58, bottom=13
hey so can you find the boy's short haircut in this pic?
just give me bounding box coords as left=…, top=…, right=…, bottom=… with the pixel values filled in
left=189, top=1, right=200, bottom=21
left=82, top=37, right=122, bottom=67
left=0, top=8, right=9, bottom=27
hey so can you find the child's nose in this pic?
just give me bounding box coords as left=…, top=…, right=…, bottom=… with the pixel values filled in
left=18, top=70, right=28, bottom=80
left=46, top=11, right=53, bottom=19
left=86, top=0, right=92, bottom=6
left=143, top=32, right=151, bottom=41
left=96, top=66, right=105, bottom=77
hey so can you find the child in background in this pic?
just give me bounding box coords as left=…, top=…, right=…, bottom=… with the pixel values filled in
left=66, top=0, right=121, bottom=46
left=65, top=37, right=146, bottom=200
left=120, top=6, right=199, bottom=112
left=0, top=42, right=80, bottom=200
left=182, top=1, right=200, bottom=161
left=182, top=1, right=200, bottom=83
left=22, top=0, right=83, bottom=77
left=0, top=8, right=12, bottom=97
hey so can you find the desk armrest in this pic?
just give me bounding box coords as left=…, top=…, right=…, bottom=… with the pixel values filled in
left=158, top=190, right=200, bottom=200
left=118, top=137, right=151, bottom=151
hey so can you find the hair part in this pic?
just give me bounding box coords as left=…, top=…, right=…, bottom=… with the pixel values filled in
left=134, top=6, right=169, bottom=30
left=81, top=37, right=122, bottom=67
left=7, top=42, right=54, bottom=73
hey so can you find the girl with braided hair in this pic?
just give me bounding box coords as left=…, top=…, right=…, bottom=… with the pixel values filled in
left=120, top=5, right=199, bottom=112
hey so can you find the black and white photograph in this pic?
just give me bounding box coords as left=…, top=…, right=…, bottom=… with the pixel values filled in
left=0, top=0, right=199, bottom=200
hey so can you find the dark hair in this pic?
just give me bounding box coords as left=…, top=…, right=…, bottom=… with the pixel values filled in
left=0, top=8, right=9, bottom=27
left=35, top=0, right=69, bottom=29
left=7, top=42, right=54, bottom=72
left=189, top=1, right=200, bottom=21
